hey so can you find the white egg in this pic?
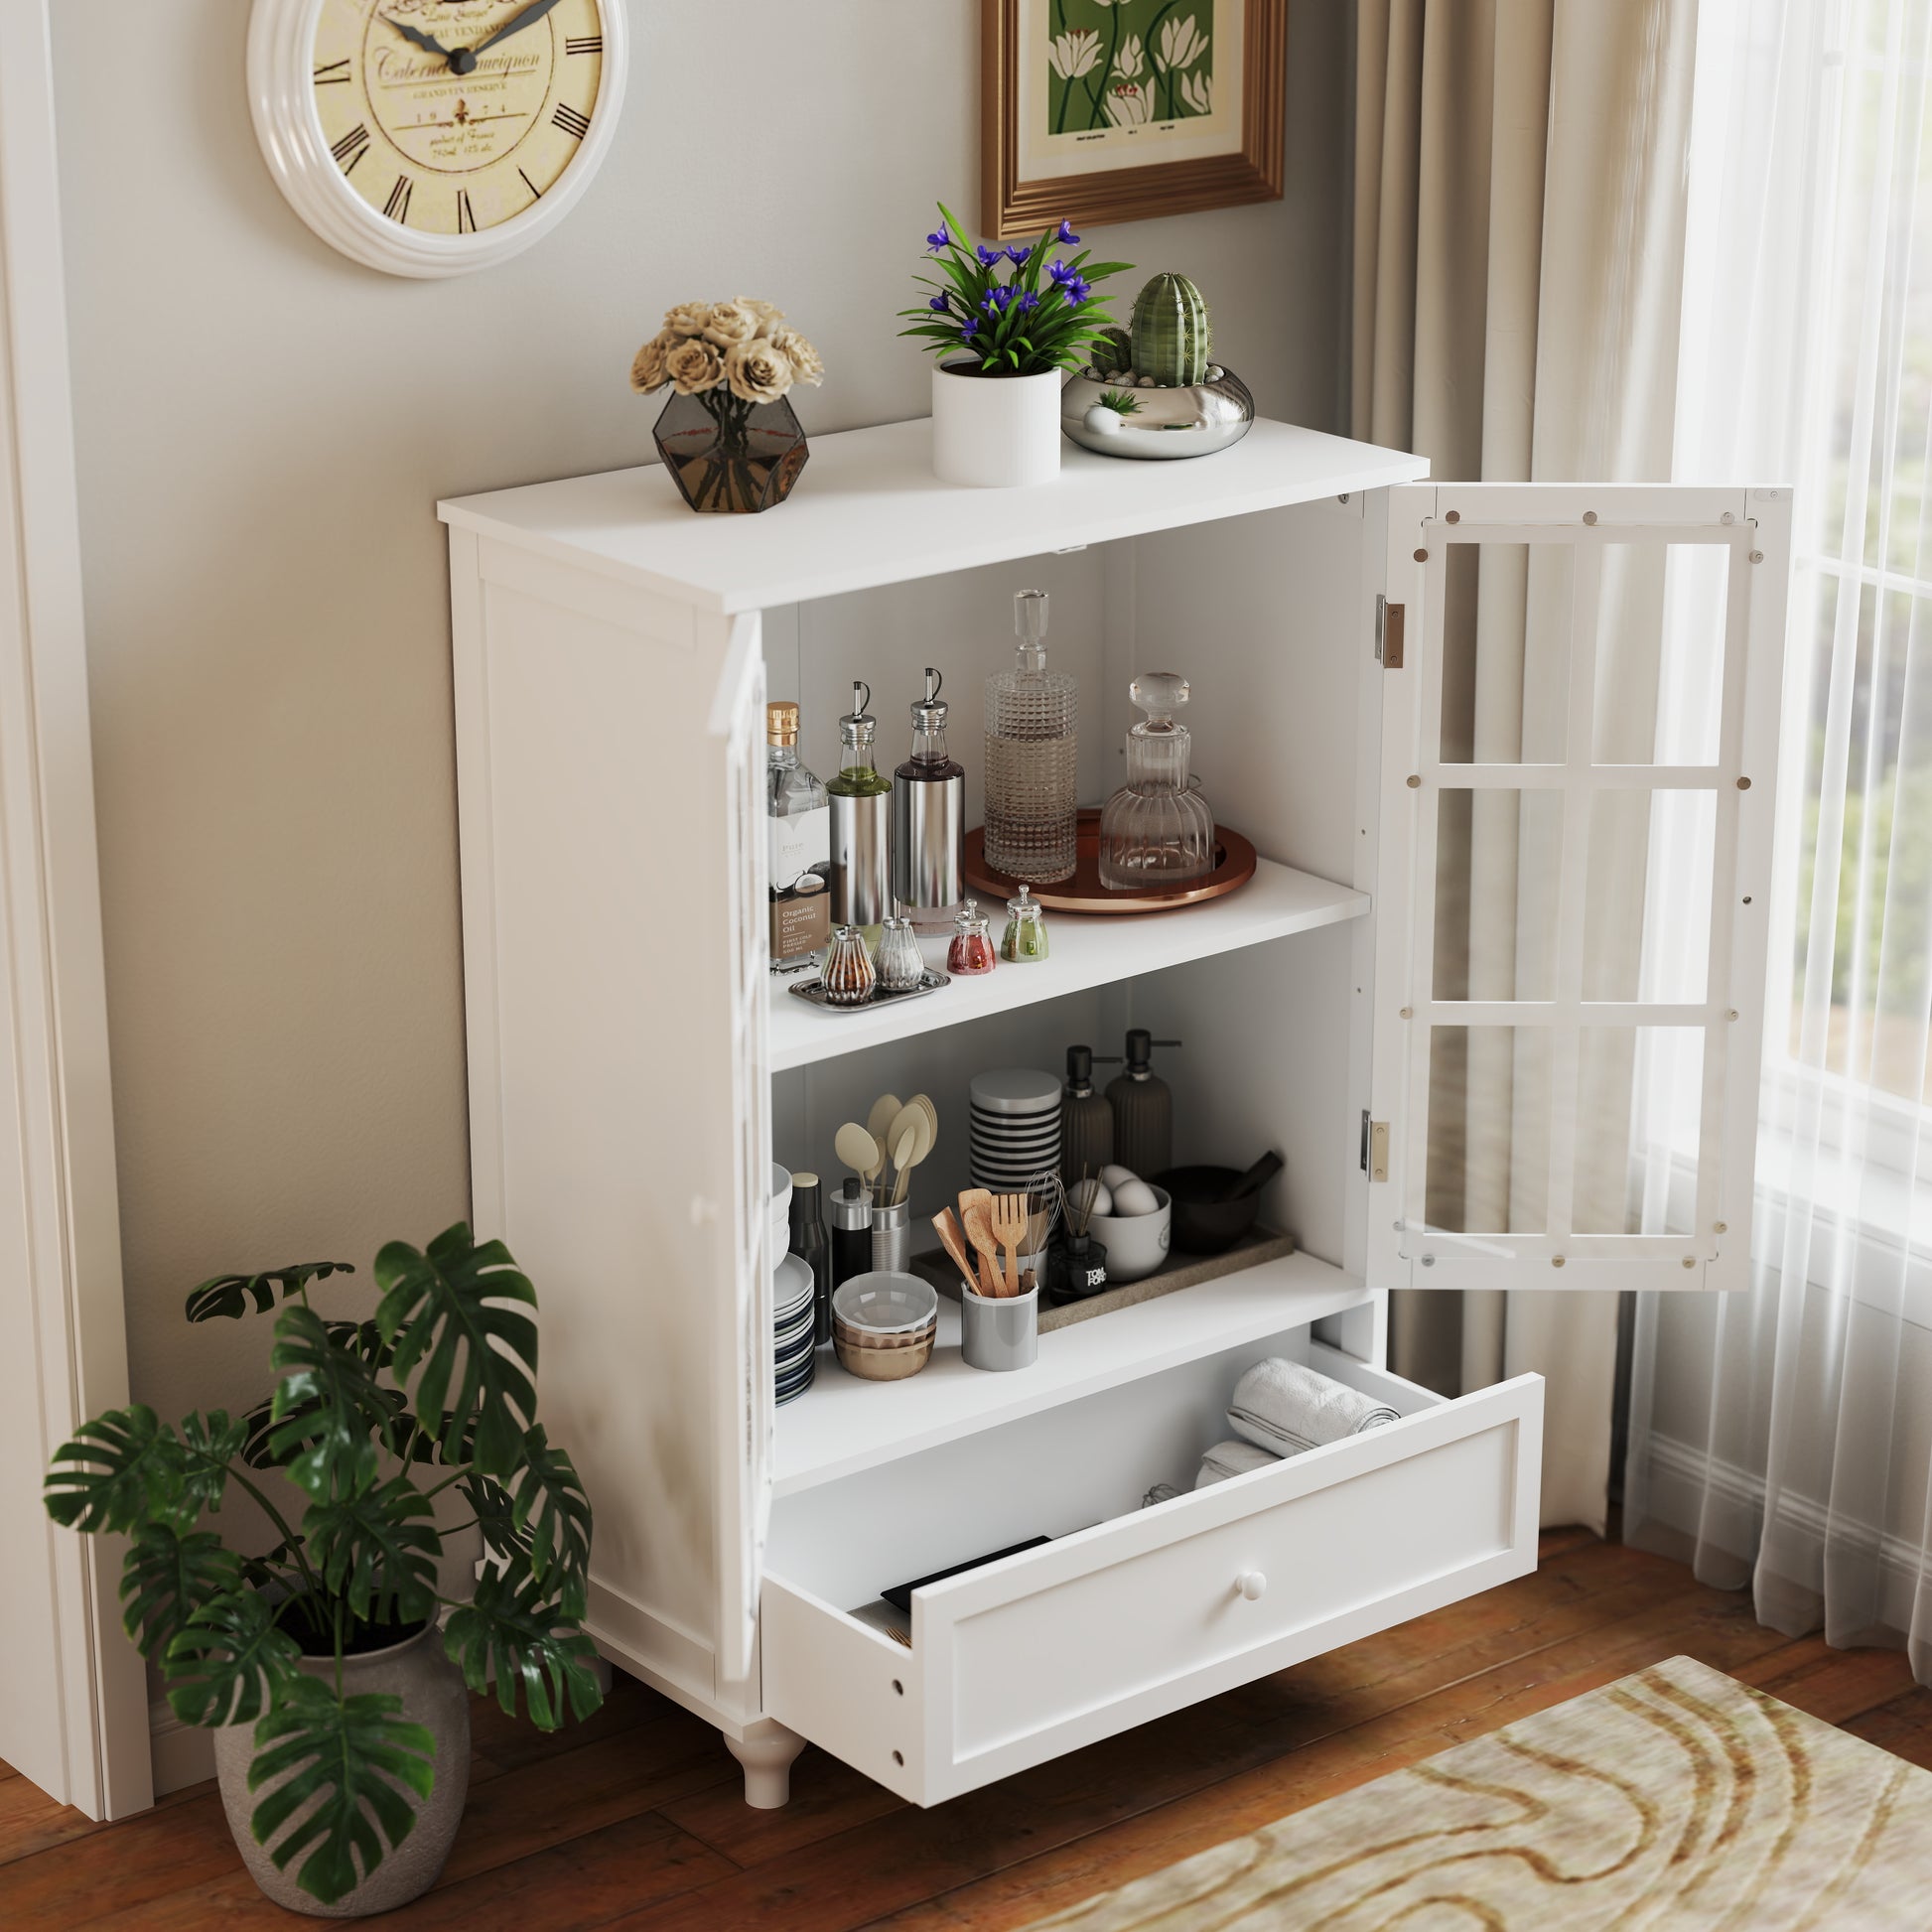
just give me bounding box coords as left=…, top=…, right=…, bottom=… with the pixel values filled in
left=1068, top=1177, right=1112, bottom=1218
left=1097, top=1164, right=1138, bottom=1192
left=1111, top=1178, right=1160, bottom=1217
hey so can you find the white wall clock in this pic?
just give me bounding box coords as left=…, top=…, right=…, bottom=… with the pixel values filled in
left=248, top=0, right=627, bottom=278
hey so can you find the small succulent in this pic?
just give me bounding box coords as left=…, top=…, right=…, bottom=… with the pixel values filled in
left=1098, top=389, right=1143, bottom=416
left=1130, top=272, right=1211, bottom=387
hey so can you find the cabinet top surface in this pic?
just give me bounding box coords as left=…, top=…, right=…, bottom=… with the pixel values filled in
left=438, top=416, right=1428, bottom=616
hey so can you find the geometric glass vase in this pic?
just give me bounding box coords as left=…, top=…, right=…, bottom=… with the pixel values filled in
left=652, top=390, right=810, bottom=513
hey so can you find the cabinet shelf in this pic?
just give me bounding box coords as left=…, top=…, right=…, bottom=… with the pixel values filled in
left=438, top=416, right=1427, bottom=615
left=769, top=857, right=1367, bottom=1071
left=772, top=1249, right=1373, bottom=1497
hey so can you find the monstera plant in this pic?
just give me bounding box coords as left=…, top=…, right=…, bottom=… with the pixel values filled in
left=44, top=1223, right=601, bottom=1910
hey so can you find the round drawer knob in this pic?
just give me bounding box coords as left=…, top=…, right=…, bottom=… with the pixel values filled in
left=1237, top=1571, right=1267, bottom=1602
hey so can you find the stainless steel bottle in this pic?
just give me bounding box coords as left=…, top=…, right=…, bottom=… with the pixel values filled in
left=828, top=682, right=892, bottom=935
left=892, top=667, right=966, bottom=932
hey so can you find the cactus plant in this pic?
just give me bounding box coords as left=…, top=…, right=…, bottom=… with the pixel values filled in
left=1090, top=327, right=1135, bottom=376
left=1130, top=272, right=1211, bottom=387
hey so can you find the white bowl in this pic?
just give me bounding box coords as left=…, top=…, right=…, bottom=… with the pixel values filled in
left=832, top=1271, right=938, bottom=1336
left=1080, top=1185, right=1172, bottom=1284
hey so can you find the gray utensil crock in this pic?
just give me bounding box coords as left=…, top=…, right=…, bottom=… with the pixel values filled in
left=212, top=1618, right=470, bottom=1917
left=961, top=1284, right=1038, bottom=1371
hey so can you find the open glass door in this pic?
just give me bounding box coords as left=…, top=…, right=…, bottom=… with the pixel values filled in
left=1369, top=484, right=1791, bottom=1293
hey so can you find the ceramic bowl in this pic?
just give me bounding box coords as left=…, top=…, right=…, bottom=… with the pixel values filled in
left=832, top=1271, right=938, bottom=1335
left=1158, top=1166, right=1264, bottom=1254
left=1080, top=1185, right=1172, bottom=1283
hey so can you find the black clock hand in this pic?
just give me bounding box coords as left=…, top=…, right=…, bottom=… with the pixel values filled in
left=474, top=0, right=569, bottom=54
left=384, top=15, right=458, bottom=61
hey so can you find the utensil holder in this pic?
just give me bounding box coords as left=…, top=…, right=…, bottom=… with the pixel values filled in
left=960, top=1284, right=1038, bottom=1372
left=871, top=1198, right=910, bottom=1274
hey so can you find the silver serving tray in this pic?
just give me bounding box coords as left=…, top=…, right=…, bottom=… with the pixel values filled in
left=787, top=969, right=950, bottom=1014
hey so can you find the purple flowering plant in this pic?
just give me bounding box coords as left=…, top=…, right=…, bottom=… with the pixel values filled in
left=898, top=202, right=1129, bottom=377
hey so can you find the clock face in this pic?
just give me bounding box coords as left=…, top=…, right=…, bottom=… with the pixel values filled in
left=310, top=0, right=606, bottom=237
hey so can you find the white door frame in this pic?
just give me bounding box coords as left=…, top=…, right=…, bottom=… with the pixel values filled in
left=0, top=0, right=151, bottom=1818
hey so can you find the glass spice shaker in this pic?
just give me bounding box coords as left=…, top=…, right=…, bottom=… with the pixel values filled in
left=875, top=906, right=926, bottom=993
left=945, top=898, right=998, bottom=976
left=821, top=925, right=877, bottom=1005
left=1000, top=884, right=1049, bottom=962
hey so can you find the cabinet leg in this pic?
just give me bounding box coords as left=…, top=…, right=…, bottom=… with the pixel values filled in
left=725, top=1719, right=806, bottom=1809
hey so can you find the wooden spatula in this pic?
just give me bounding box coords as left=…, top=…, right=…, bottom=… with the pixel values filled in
left=959, top=1190, right=1002, bottom=1297
left=931, top=1209, right=978, bottom=1295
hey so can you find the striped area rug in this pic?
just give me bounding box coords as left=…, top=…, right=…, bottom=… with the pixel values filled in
left=1025, top=1655, right=1932, bottom=1929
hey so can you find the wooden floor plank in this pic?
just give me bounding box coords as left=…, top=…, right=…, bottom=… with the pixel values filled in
left=13, top=1532, right=1930, bottom=1932
left=81, top=1809, right=737, bottom=1932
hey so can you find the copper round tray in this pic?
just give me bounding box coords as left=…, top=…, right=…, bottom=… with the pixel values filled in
left=963, top=811, right=1258, bottom=914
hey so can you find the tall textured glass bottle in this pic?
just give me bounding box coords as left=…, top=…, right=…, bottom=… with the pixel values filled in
left=892, top=667, right=966, bottom=933
left=765, top=701, right=831, bottom=971
left=827, top=682, right=893, bottom=946
left=984, top=590, right=1078, bottom=884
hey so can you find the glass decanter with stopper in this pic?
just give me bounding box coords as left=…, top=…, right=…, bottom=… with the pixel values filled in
left=983, top=589, right=1078, bottom=884
left=1097, top=672, right=1216, bottom=891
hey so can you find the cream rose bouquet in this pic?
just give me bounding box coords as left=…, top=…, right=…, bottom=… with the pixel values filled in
left=631, top=299, right=825, bottom=513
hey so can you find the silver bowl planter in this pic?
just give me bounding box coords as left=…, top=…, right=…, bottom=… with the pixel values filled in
left=1061, top=366, right=1256, bottom=460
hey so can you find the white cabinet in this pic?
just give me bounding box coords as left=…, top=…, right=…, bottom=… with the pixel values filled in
left=439, top=424, right=1788, bottom=1807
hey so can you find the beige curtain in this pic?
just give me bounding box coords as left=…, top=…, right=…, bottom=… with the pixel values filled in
left=1351, top=0, right=1699, bottom=1532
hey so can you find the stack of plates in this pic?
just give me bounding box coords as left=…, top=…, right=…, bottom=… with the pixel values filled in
left=773, top=1252, right=816, bottom=1406
left=970, top=1067, right=1063, bottom=1193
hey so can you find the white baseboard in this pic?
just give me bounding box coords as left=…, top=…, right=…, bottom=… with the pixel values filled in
left=150, top=1700, right=214, bottom=1796
left=1634, top=1430, right=1932, bottom=1637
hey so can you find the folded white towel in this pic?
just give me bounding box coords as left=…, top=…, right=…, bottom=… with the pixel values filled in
left=1194, top=1438, right=1281, bottom=1487
left=1227, top=1357, right=1400, bottom=1456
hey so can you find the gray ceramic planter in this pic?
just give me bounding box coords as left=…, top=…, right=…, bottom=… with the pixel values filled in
left=212, top=1620, right=470, bottom=1918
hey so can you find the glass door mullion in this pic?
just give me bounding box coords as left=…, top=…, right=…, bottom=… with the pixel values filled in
left=1403, top=544, right=1449, bottom=1250
left=1544, top=539, right=1605, bottom=1245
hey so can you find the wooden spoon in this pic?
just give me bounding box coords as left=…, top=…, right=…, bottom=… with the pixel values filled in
left=959, top=1190, right=1002, bottom=1297
left=931, top=1209, right=978, bottom=1294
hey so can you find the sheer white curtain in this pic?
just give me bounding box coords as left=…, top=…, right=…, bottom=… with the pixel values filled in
left=1625, top=0, right=1932, bottom=1679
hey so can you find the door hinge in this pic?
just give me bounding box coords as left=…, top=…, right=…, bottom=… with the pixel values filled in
left=1375, top=596, right=1405, bottom=670
left=1360, top=1113, right=1389, bottom=1183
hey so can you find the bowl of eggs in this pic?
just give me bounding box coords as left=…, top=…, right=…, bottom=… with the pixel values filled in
left=1068, top=1165, right=1172, bottom=1283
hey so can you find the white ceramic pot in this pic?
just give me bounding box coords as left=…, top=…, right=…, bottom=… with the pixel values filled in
left=930, top=364, right=1063, bottom=487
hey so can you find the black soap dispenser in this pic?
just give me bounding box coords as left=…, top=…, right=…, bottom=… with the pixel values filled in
left=1061, top=1044, right=1118, bottom=1182
left=1105, top=1030, right=1180, bottom=1178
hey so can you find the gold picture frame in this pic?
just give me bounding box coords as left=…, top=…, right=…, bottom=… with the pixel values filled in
left=981, top=0, right=1286, bottom=239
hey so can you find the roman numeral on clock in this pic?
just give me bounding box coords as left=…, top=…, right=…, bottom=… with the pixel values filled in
left=565, top=35, right=602, bottom=55
left=314, top=58, right=351, bottom=85
left=518, top=168, right=543, bottom=201
left=457, top=189, right=477, bottom=233
left=383, top=174, right=413, bottom=224
left=331, top=123, right=370, bottom=173
left=552, top=102, right=592, bottom=140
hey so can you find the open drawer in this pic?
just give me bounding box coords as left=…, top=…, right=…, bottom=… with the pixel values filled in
left=760, top=1332, right=1543, bottom=1805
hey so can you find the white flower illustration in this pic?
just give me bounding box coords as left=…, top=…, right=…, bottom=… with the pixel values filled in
left=1157, top=14, right=1208, bottom=72
left=1113, top=34, right=1145, bottom=80
left=1179, top=69, right=1212, bottom=115
left=1105, top=84, right=1152, bottom=127
left=1048, top=29, right=1100, bottom=80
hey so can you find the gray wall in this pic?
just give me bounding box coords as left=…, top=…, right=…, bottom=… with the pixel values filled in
left=54, top=1, right=1349, bottom=1425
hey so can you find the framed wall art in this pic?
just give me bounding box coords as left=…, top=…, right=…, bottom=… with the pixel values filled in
left=981, top=0, right=1285, bottom=238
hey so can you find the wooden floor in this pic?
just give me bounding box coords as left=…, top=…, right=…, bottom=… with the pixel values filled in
left=6, top=1529, right=1932, bottom=1930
